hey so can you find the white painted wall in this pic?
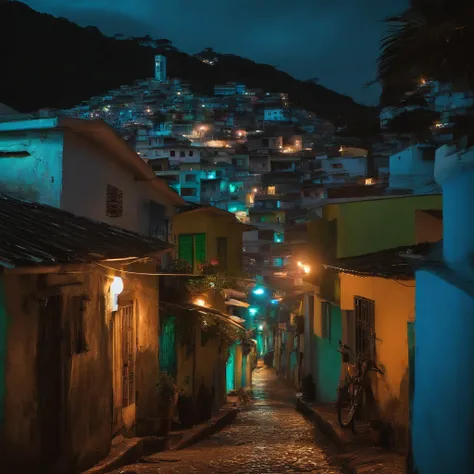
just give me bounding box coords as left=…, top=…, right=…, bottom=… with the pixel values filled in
left=62, top=131, right=174, bottom=235
left=413, top=143, right=474, bottom=474
left=0, top=129, right=64, bottom=207
left=413, top=269, right=474, bottom=474
left=389, top=145, right=435, bottom=191
left=320, top=156, right=367, bottom=179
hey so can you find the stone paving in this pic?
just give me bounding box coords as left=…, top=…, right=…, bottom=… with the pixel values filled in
left=112, top=366, right=343, bottom=474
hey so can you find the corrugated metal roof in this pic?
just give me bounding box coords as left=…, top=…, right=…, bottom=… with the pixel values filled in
left=327, top=243, right=436, bottom=280
left=0, top=194, right=170, bottom=269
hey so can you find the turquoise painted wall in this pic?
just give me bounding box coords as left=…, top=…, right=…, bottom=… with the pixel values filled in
left=314, top=305, right=342, bottom=403
left=0, top=277, right=7, bottom=425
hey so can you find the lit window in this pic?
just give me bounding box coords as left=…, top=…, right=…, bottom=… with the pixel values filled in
left=267, top=186, right=276, bottom=195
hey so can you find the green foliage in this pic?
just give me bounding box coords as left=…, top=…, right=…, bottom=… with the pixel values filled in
left=387, top=109, right=440, bottom=137
left=166, top=258, right=193, bottom=274
left=200, top=313, right=244, bottom=347
left=186, top=261, right=235, bottom=295
left=374, top=1, right=474, bottom=102
left=156, top=371, right=178, bottom=404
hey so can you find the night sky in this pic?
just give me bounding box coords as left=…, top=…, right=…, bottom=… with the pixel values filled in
left=24, top=0, right=407, bottom=105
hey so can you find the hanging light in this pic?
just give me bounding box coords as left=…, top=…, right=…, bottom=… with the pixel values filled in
left=110, top=277, right=124, bottom=311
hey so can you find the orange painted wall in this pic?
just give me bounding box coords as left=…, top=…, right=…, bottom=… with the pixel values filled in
left=339, top=273, right=415, bottom=445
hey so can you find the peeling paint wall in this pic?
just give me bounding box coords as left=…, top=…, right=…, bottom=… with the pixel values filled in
left=0, top=266, right=160, bottom=472
left=0, top=130, right=63, bottom=205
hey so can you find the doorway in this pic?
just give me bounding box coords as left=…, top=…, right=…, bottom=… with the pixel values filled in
left=112, top=303, right=136, bottom=434
left=226, top=345, right=236, bottom=392
left=37, top=295, right=63, bottom=466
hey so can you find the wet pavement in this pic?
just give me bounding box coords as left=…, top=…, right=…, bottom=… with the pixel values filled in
left=113, top=365, right=343, bottom=473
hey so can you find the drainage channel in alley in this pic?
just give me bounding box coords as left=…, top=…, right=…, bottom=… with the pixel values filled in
left=111, top=365, right=343, bottom=474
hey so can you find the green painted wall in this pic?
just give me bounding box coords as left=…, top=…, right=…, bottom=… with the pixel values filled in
left=332, top=195, right=442, bottom=258
left=314, top=305, right=342, bottom=403
left=0, top=277, right=7, bottom=425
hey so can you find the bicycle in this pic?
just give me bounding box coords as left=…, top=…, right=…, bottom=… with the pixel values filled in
left=336, top=339, right=384, bottom=433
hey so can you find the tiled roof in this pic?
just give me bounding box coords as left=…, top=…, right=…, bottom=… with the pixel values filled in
left=0, top=194, right=170, bottom=269
left=328, top=243, right=436, bottom=280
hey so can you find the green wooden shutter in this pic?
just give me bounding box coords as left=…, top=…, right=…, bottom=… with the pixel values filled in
left=194, top=233, right=206, bottom=265
left=159, top=316, right=177, bottom=377
left=178, top=235, right=194, bottom=264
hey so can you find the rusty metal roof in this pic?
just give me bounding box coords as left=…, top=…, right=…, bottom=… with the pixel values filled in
left=0, top=194, right=170, bottom=269
left=327, top=243, right=436, bottom=280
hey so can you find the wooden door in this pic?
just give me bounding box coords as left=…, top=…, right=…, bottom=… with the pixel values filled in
left=37, top=295, right=63, bottom=466
left=112, top=304, right=135, bottom=434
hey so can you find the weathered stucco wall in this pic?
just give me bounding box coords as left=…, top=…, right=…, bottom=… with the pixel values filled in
left=0, top=271, right=112, bottom=471
left=0, top=129, right=64, bottom=206
left=340, top=273, right=415, bottom=446
left=0, top=265, right=160, bottom=472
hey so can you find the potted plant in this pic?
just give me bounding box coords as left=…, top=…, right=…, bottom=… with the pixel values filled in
left=156, top=371, right=178, bottom=436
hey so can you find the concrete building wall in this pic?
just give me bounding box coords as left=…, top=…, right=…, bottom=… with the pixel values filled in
left=320, top=156, right=367, bottom=179
left=62, top=131, right=143, bottom=232
left=0, top=129, right=64, bottom=206
left=62, top=131, right=175, bottom=236
left=0, top=266, right=160, bottom=472
left=389, top=145, right=435, bottom=191
left=328, top=195, right=442, bottom=258
left=340, top=273, right=415, bottom=448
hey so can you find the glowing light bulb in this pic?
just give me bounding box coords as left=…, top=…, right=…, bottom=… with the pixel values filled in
left=111, top=277, right=124, bottom=295
left=194, top=298, right=206, bottom=307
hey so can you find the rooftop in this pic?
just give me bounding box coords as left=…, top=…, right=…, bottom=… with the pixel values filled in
left=0, top=194, right=170, bottom=269
left=327, top=243, right=437, bottom=280
left=306, top=193, right=441, bottom=209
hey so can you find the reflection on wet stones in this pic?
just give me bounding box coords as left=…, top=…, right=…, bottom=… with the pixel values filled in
left=111, top=367, right=343, bottom=474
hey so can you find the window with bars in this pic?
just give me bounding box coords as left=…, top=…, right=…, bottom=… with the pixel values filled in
left=321, top=301, right=331, bottom=340
left=106, top=184, right=123, bottom=218
left=354, top=296, right=375, bottom=359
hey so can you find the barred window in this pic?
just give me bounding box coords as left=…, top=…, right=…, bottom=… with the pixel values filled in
left=106, top=184, right=123, bottom=218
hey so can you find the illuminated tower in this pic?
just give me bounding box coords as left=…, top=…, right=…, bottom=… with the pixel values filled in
left=154, top=55, right=166, bottom=82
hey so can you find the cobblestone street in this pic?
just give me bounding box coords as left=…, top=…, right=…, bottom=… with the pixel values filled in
left=113, top=366, right=343, bottom=473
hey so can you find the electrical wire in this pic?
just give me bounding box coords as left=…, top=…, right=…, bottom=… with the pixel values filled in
left=93, top=261, right=200, bottom=277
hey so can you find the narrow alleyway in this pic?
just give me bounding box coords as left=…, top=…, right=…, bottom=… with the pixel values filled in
left=114, top=365, right=343, bottom=473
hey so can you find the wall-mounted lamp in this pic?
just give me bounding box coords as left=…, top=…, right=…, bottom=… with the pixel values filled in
left=110, top=276, right=124, bottom=311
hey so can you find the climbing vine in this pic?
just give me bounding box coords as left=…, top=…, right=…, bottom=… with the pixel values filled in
left=186, top=260, right=236, bottom=295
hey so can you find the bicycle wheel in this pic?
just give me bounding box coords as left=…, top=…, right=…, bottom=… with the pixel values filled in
left=337, top=382, right=359, bottom=428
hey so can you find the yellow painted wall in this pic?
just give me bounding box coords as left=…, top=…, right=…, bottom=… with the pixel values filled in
left=329, top=195, right=442, bottom=258
left=173, top=210, right=245, bottom=275
left=340, top=273, right=415, bottom=446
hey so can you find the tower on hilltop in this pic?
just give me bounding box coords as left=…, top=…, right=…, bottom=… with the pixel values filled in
left=154, top=55, right=167, bottom=82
